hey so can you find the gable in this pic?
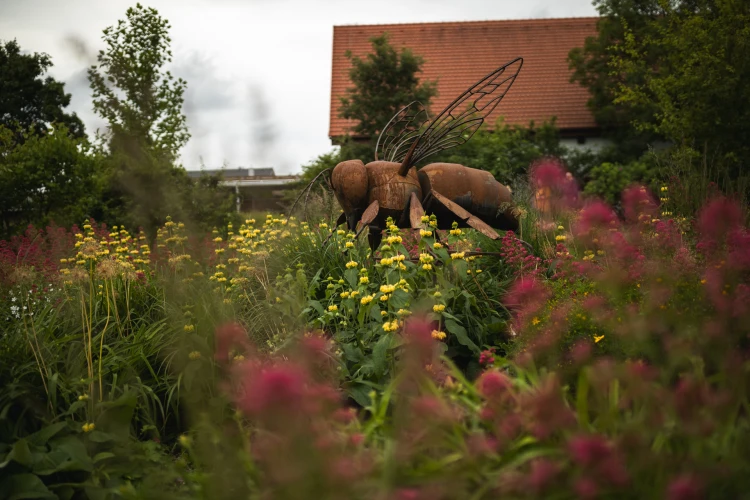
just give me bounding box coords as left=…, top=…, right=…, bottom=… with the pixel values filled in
left=330, top=17, right=599, bottom=139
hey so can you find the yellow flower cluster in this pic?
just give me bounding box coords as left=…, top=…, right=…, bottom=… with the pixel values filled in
left=82, top=422, right=95, bottom=433
left=431, top=330, right=446, bottom=340
left=382, top=320, right=400, bottom=332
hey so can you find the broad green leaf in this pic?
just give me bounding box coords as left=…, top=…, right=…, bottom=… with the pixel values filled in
left=27, top=423, right=67, bottom=447
left=0, top=473, right=56, bottom=500
left=444, top=319, right=479, bottom=353
left=0, top=439, right=33, bottom=469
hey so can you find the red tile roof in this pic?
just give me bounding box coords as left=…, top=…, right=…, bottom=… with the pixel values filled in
left=330, top=18, right=599, bottom=139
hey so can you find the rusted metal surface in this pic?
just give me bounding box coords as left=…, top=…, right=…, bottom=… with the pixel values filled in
left=325, top=58, right=525, bottom=250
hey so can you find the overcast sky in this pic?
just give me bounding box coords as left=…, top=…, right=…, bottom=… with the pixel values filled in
left=0, top=0, right=598, bottom=174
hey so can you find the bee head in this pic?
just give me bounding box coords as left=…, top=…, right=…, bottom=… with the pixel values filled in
left=331, top=159, right=369, bottom=226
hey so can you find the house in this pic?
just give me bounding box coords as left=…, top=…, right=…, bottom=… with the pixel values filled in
left=186, top=167, right=299, bottom=213
left=329, top=17, right=606, bottom=152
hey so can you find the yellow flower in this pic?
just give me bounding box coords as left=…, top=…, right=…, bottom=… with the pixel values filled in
left=386, top=235, right=402, bottom=245
left=419, top=253, right=434, bottom=264
left=420, top=230, right=433, bottom=238
left=431, top=330, right=446, bottom=340
left=82, top=423, right=95, bottom=433
left=594, top=335, right=605, bottom=343
left=78, top=394, right=89, bottom=401
left=380, top=294, right=390, bottom=302
left=337, top=229, right=345, bottom=235
left=381, top=310, right=388, bottom=316
left=420, top=215, right=430, bottom=223
left=450, top=228, right=462, bottom=236
left=557, top=225, right=564, bottom=230
left=433, top=304, right=446, bottom=313
left=382, top=321, right=399, bottom=332
left=555, top=235, right=567, bottom=242
left=189, top=351, right=202, bottom=360
left=349, top=290, right=359, bottom=298
left=532, top=317, right=540, bottom=326
left=380, top=284, right=396, bottom=294
left=345, top=241, right=354, bottom=248
left=380, top=257, right=394, bottom=266
left=359, top=276, right=369, bottom=284
left=328, top=304, right=338, bottom=312
left=360, top=295, right=374, bottom=305
left=422, top=264, right=433, bottom=271
left=433, top=291, right=442, bottom=298
left=183, top=324, right=195, bottom=332
left=397, top=309, right=411, bottom=317
left=340, top=291, right=350, bottom=299
left=433, top=242, right=443, bottom=249
left=450, top=252, right=465, bottom=260
left=178, top=435, right=191, bottom=447
left=394, top=254, right=406, bottom=262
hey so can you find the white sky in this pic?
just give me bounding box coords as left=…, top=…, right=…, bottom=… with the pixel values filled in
left=0, top=0, right=598, bottom=174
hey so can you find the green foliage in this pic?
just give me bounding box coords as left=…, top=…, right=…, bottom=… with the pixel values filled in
left=568, top=0, right=666, bottom=160
left=0, top=125, right=100, bottom=238
left=0, top=39, right=85, bottom=141
left=337, top=33, right=437, bottom=162
left=610, top=0, right=750, bottom=181
left=433, top=118, right=565, bottom=187
left=583, top=159, right=659, bottom=206
left=88, top=3, right=189, bottom=161
left=269, top=219, right=513, bottom=403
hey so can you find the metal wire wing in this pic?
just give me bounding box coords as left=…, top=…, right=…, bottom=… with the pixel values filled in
left=375, top=101, right=430, bottom=162
left=406, top=57, right=524, bottom=167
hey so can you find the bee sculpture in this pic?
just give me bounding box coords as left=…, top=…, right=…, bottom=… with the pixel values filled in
left=297, top=57, right=524, bottom=250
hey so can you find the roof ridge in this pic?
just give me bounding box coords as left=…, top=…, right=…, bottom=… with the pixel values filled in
left=333, top=16, right=600, bottom=29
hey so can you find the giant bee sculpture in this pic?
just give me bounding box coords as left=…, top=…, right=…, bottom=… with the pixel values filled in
left=295, top=57, right=524, bottom=250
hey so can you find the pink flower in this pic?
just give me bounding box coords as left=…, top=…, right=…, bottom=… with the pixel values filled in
left=576, top=200, right=618, bottom=236
left=568, top=434, right=611, bottom=466
left=622, top=184, right=658, bottom=223
left=236, top=364, right=307, bottom=416
left=214, top=322, right=250, bottom=363
left=477, top=370, right=512, bottom=399
left=667, top=474, right=703, bottom=500
left=528, top=459, right=559, bottom=493
left=698, top=197, right=743, bottom=248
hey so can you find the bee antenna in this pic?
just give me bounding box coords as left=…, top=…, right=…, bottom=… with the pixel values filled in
left=288, top=168, right=332, bottom=217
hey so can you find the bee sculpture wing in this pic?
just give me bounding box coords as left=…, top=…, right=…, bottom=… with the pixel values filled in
left=402, top=57, right=523, bottom=167
left=375, top=101, right=431, bottom=162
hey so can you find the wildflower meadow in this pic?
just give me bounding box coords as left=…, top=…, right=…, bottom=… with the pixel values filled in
left=1, top=159, right=749, bottom=499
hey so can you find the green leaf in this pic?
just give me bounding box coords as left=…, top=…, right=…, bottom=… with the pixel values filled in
left=0, top=439, right=33, bottom=469
left=93, top=452, right=116, bottom=463
left=27, top=423, right=67, bottom=447
left=346, top=383, right=372, bottom=407
left=371, top=332, right=392, bottom=377
left=308, top=300, right=324, bottom=316
left=576, top=368, right=590, bottom=428
left=344, top=268, right=358, bottom=288
left=86, top=431, right=114, bottom=443
left=444, top=319, right=479, bottom=353
left=0, top=473, right=56, bottom=500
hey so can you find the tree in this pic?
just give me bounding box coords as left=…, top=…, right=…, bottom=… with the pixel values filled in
left=567, top=0, right=666, bottom=160
left=88, top=3, right=189, bottom=161
left=337, top=33, right=437, bottom=162
left=611, top=0, right=750, bottom=177
left=0, top=124, right=99, bottom=237
left=88, top=4, right=194, bottom=239
left=0, top=40, right=85, bottom=140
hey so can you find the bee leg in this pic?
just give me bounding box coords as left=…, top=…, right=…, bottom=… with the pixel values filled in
left=408, top=192, right=425, bottom=229
left=367, top=225, right=383, bottom=252
left=322, top=212, right=348, bottom=247
left=429, top=190, right=501, bottom=240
